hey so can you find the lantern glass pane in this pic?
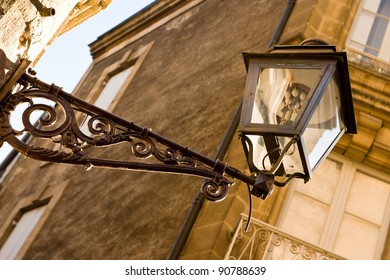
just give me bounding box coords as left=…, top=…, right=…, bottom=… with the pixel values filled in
left=251, top=67, right=322, bottom=126
left=303, top=74, right=346, bottom=171
left=247, top=134, right=304, bottom=174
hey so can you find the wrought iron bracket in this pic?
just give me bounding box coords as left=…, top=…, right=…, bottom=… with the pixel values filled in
left=0, top=73, right=279, bottom=201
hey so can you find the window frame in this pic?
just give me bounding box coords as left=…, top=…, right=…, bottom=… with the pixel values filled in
left=0, top=180, right=69, bottom=259
left=276, top=152, right=390, bottom=259
left=0, top=200, right=49, bottom=260
left=83, top=42, right=154, bottom=113
left=77, top=42, right=153, bottom=139
left=347, top=0, right=390, bottom=62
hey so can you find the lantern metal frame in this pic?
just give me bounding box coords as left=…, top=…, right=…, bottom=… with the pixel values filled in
left=239, top=45, right=357, bottom=186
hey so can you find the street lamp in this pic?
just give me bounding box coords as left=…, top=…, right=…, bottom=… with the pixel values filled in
left=0, top=41, right=356, bottom=202
left=239, top=41, right=356, bottom=197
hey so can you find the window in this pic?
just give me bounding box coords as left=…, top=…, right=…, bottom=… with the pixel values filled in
left=79, top=42, right=154, bottom=137
left=80, top=66, right=133, bottom=135
left=93, top=67, right=133, bottom=111
left=277, top=154, right=390, bottom=259
left=348, top=0, right=390, bottom=61
left=0, top=204, right=47, bottom=259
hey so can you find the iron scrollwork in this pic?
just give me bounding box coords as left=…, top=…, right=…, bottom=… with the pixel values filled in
left=0, top=73, right=263, bottom=201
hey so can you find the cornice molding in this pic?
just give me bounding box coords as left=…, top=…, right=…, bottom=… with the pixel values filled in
left=89, top=0, right=205, bottom=60
left=59, top=0, right=112, bottom=35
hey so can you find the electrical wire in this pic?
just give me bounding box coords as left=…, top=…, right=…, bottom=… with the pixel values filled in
left=244, top=183, right=253, bottom=232
left=262, top=136, right=298, bottom=175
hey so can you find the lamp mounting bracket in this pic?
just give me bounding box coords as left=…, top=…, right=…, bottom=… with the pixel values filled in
left=0, top=73, right=276, bottom=201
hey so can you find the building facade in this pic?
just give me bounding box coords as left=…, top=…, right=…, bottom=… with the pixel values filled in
left=0, top=0, right=389, bottom=260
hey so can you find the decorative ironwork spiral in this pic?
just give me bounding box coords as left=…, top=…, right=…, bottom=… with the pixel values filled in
left=14, top=90, right=120, bottom=148
left=4, top=90, right=72, bottom=141
left=258, top=228, right=272, bottom=249
left=271, top=234, right=283, bottom=247
left=289, top=241, right=302, bottom=256
left=162, top=147, right=178, bottom=163
left=200, top=179, right=229, bottom=202
left=318, top=253, right=333, bottom=260
left=301, top=247, right=315, bottom=260
left=131, top=137, right=154, bottom=159
left=87, top=115, right=115, bottom=138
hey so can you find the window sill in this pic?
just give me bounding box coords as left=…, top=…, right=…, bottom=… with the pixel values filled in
left=346, top=48, right=390, bottom=78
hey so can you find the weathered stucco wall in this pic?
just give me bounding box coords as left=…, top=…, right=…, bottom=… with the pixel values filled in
left=0, top=0, right=288, bottom=259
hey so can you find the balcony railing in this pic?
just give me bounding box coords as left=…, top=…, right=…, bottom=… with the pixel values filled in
left=224, top=214, right=344, bottom=260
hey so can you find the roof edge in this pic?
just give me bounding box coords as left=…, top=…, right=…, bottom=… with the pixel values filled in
left=89, top=0, right=198, bottom=59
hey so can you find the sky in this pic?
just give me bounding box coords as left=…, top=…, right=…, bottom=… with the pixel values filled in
left=0, top=0, right=155, bottom=163
left=35, top=0, right=155, bottom=92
